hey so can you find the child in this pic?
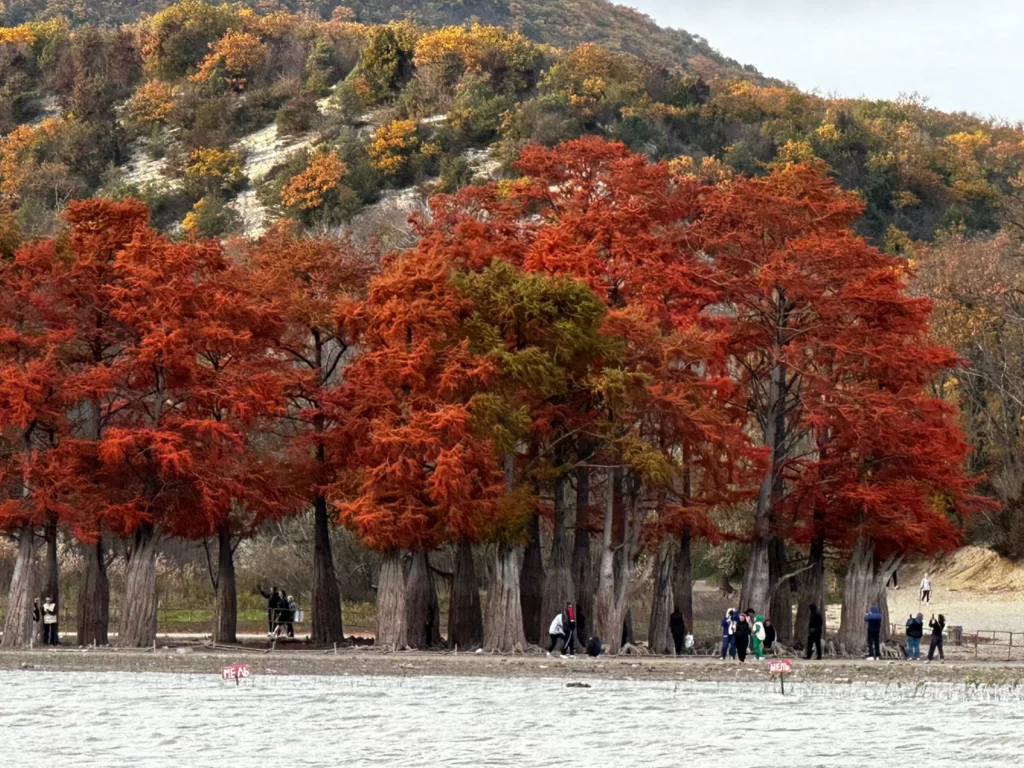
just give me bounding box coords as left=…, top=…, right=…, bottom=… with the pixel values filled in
left=751, top=614, right=766, bottom=660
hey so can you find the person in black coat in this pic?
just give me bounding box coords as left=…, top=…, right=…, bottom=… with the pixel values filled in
left=669, top=607, right=686, bottom=655
left=805, top=604, right=823, bottom=660
left=763, top=618, right=776, bottom=653
left=927, top=613, right=946, bottom=662
left=258, top=586, right=281, bottom=635
left=734, top=612, right=751, bottom=662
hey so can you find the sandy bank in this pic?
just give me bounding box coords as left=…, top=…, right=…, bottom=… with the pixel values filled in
left=4, top=647, right=1024, bottom=686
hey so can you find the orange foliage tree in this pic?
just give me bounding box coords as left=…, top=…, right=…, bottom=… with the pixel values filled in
left=421, top=136, right=755, bottom=652
left=327, top=250, right=505, bottom=649
left=244, top=224, right=373, bottom=645
left=44, top=199, right=290, bottom=647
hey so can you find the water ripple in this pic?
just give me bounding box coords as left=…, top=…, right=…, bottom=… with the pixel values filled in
left=0, top=672, right=1022, bottom=766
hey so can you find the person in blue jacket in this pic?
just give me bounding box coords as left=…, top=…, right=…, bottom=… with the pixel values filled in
left=864, top=605, right=883, bottom=660
left=905, top=612, right=924, bottom=660
left=720, top=609, right=736, bottom=660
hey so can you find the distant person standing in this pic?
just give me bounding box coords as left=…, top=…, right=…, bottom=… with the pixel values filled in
left=905, top=612, right=924, bottom=660
left=734, top=611, right=751, bottom=662
left=720, top=609, right=736, bottom=660
left=864, top=605, right=883, bottom=660
left=805, top=604, right=823, bottom=660
left=562, top=603, right=577, bottom=656
left=41, top=596, right=58, bottom=645
left=258, top=585, right=281, bottom=635
left=547, top=612, right=566, bottom=657
left=751, top=614, right=766, bottom=661
left=285, top=594, right=297, bottom=638
left=927, top=614, right=946, bottom=662
left=763, top=617, right=776, bottom=654
left=920, top=574, right=932, bottom=603
left=669, top=607, right=686, bottom=655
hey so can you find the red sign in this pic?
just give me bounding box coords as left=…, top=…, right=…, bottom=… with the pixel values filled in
left=221, top=664, right=251, bottom=682
left=769, top=660, right=792, bottom=675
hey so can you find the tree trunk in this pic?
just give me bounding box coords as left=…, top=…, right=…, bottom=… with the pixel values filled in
left=519, top=511, right=545, bottom=644
left=594, top=471, right=626, bottom=653
left=448, top=537, right=483, bottom=649
left=622, top=608, right=635, bottom=647
left=742, top=352, right=789, bottom=617
left=120, top=523, right=158, bottom=648
left=312, top=494, right=344, bottom=645
left=405, top=550, right=442, bottom=649
left=768, top=536, right=793, bottom=644
left=540, top=476, right=573, bottom=641
left=215, top=525, right=237, bottom=645
left=483, top=542, right=527, bottom=652
left=795, top=533, right=825, bottom=649
left=741, top=538, right=771, bottom=615
left=571, top=467, right=593, bottom=639
left=1, top=522, right=36, bottom=648
left=672, top=526, right=693, bottom=632
left=648, top=539, right=675, bottom=654
left=837, top=534, right=898, bottom=653
left=375, top=551, right=407, bottom=649
left=39, top=515, right=59, bottom=645
left=77, top=537, right=109, bottom=646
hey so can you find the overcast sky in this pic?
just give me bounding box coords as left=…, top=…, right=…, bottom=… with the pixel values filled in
left=629, top=0, right=1024, bottom=122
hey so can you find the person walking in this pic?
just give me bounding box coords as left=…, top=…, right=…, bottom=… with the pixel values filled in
left=889, top=569, right=899, bottom=590
left=920, top=574, right=932, bottom=603
left=927, top=614, right=946, bottom=662
left=258, top=585, right=281, bottom=635
left=864, top=605, right=883, bottom=660
left=905, top=612, right=924, bottom=660
left=763, top=617, right=776, bottom=654
left=805, top=604, right=823, bottom=660
left=285, top=595, right=297, bottom=638
left=275, top=587, right=290, bottom=636
left=547, top=612, right=566, bottom=657
left=720, top=609, right=736, bottom=660
left=41, top=596, right=58, bottom=646
left=751, top=614, right=766, bottom=661
left=562, top=603, right=577, bottom=656
left=670, top=607, right=686, bottom=655
left=734, top=611, right=751, bottom=662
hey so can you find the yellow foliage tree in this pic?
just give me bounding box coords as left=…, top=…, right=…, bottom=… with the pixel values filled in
left=414, top=24, right=541, bottom=90
left=193, top=30, right=268, bottom=91
left=369, top=120, right=419, bottom=176
left=0, top=118, right=63, bottom=202
left=281, top=150, right=348, bottom=210
left=125, top=80, right=177, bottom=126
left=184, top=147, right=245, bottom=194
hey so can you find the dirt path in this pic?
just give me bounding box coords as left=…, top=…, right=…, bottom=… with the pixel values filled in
left=4, top=646, right=1024, bottom=686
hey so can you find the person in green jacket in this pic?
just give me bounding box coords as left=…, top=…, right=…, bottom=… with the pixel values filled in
left=751, top=613, right=766, bottom=660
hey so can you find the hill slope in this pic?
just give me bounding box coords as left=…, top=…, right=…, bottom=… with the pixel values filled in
left=0, top=0, right=763, bottom=81
left=343, top=0, right=763, bottom=81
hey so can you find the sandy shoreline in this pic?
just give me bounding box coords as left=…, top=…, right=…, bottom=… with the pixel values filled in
left=4, top=647, right=1024, bottom=686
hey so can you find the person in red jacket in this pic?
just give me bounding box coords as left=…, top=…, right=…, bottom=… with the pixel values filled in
left=562, top=603, right=577, bottom=656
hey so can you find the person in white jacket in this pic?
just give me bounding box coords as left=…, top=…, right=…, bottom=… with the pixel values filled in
left=920, top=574, right=932, bottom=603
left=547, top=613, right=566, bottom=656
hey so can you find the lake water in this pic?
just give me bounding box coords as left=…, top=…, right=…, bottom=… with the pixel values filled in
left=2, top=671, right=1023, bottom=766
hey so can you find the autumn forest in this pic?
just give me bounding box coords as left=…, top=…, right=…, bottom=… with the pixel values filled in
left=1, top=0, right=1023, bottom=653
